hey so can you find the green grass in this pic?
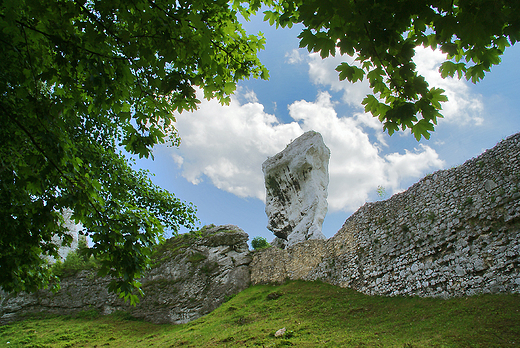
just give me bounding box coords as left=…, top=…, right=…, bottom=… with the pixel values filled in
left=2, top=280, right=519, bottom=347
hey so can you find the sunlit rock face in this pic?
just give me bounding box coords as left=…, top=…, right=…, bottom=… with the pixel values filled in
left=262, top=131, right=330, bottom=248
left=0, top=225, right=252, bottom=325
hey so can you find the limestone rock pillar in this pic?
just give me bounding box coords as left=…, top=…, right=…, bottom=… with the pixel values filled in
left=262, top=131, right=330, bottom=248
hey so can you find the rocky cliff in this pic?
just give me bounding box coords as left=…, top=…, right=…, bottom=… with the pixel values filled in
left=0, top=225, right=251, bottom=325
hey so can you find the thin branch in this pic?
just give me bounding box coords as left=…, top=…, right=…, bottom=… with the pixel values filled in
left=13, top=18, right=129, bottom=62
left=2, top=103, right=108, bottom=229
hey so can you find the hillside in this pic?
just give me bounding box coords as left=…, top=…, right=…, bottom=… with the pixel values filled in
left=2, top=280, right=519, bottom=347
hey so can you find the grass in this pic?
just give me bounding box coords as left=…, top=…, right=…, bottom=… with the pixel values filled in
left=2, top=280, right=519, bottom=347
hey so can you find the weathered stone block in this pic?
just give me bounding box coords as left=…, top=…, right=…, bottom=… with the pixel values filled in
left=262, top=131, right=330, bottom=248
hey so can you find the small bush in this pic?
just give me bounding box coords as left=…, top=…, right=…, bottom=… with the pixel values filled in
left=188, top=252, right=207, bottom=263
left=51, top=246, right=98, bottom=278
left=251, top=236, right=270, bottom=250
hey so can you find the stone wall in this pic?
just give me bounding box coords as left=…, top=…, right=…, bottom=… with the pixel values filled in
left=252, top=134, right=520, bottom=298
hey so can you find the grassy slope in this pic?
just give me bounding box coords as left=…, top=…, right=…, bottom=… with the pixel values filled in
left=1, top=280, right=519, bottom=347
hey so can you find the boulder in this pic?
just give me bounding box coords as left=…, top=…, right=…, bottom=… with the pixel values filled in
left=138, top=224, right=252, bottom=324
left=262, top=131, right=330, bottom=248
left=0, top=225, right=252, bottom=325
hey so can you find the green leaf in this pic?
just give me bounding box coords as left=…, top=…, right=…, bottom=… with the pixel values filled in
left=412, top=119, right=435, bottom=141
left=429, top=88, right=448, bottom=110
left=439, top=61, right=466, bottom=79
left=336, top=63, right=364, bottom=83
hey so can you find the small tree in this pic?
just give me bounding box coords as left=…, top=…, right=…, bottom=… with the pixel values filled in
left=251, top=236, right=271, bottom=250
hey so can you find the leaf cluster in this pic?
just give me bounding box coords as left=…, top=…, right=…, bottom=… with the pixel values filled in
left=251, top=236, right=271, bottom=250
left=254, top=0, right=520, bottom=140
left=1, top=0, right=268, bottom=301
left=50, top=238, right=98, bottom=279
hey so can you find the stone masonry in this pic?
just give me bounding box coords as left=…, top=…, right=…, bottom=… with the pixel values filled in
left=252, top=133, right=520, bottom=298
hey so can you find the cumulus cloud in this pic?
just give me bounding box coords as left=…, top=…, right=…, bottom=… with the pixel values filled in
left=306, top=47, right=484, bottom=125
left=285, top=48, right=304, bottom=64
left=287, top=92, right=444, bottom=210
left=308, top=52, right=373, bottom=107
left=168, top=89, right=445, bottom=212
left=169, top=89, right=302, bottom=201
left=413, top=46, right=484, bottom=125
left=384, top=145, right=444, bottom=193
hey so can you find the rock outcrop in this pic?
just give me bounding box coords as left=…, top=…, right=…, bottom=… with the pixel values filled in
left=262, top=131, right=330, bottom=248
left=45, top=209, right=85, bottom=264
left=0, top=225, right=252, bottom=325
left=252, top=133, right=520, bottom=298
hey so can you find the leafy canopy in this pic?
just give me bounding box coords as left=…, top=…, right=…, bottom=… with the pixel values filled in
left=251, top=236, right=270, bottom=250
left=2, top=0, right=519, bottom=302
left=243, top=0, right=520, bottom=140
left=1, top=0, right=267, bottom=301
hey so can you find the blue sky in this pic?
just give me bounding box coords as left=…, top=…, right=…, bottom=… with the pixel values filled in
left=133, top=13, right=520, bottom=244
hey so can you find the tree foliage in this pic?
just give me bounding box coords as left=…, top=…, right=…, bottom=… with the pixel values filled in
left=3, top=0, right=519, bottom=302
left=0, top=0, right=267, bottom=301
left=245, top=0, right=520, bottom=140
left=251, top=236, right=270, bottom=250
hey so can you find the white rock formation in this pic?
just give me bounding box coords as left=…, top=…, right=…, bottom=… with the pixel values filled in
left=45, top=209, right=84, bottom=264
left=262, top=131, right=330, bottom=248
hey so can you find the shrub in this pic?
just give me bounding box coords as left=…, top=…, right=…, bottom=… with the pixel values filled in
left=251, top=236, right=270, bottom=251
left=188, top=252, right=207, bottom=263
left=51, top=238, right=98, bottom=277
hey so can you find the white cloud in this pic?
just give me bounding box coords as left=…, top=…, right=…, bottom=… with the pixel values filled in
left=308, top=52, right=372, bottom=107
left=169, top=89, right=445, bottom=212
left=384, top=144, right=445, bottom=193
left=170, top=90, right=302, bottom=201
left=243, top=89, right=259, bottom=103
left=287, top=92, right=386, bottom=210
left=287, top=92, right=444, bottom=210
left=285, top=48, right=304, bottom=64
left=306, top=47, right=484, bottom=126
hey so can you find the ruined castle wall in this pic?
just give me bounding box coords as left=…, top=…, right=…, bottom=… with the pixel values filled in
left=251, top=134, right=520, bottom=297
left=4, top=136, right=520, bottom=326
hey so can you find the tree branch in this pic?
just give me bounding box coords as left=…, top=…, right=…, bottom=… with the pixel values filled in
left=9, top=16, right=130, bottom=62
left=1, top=102, right=108, bottom=231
